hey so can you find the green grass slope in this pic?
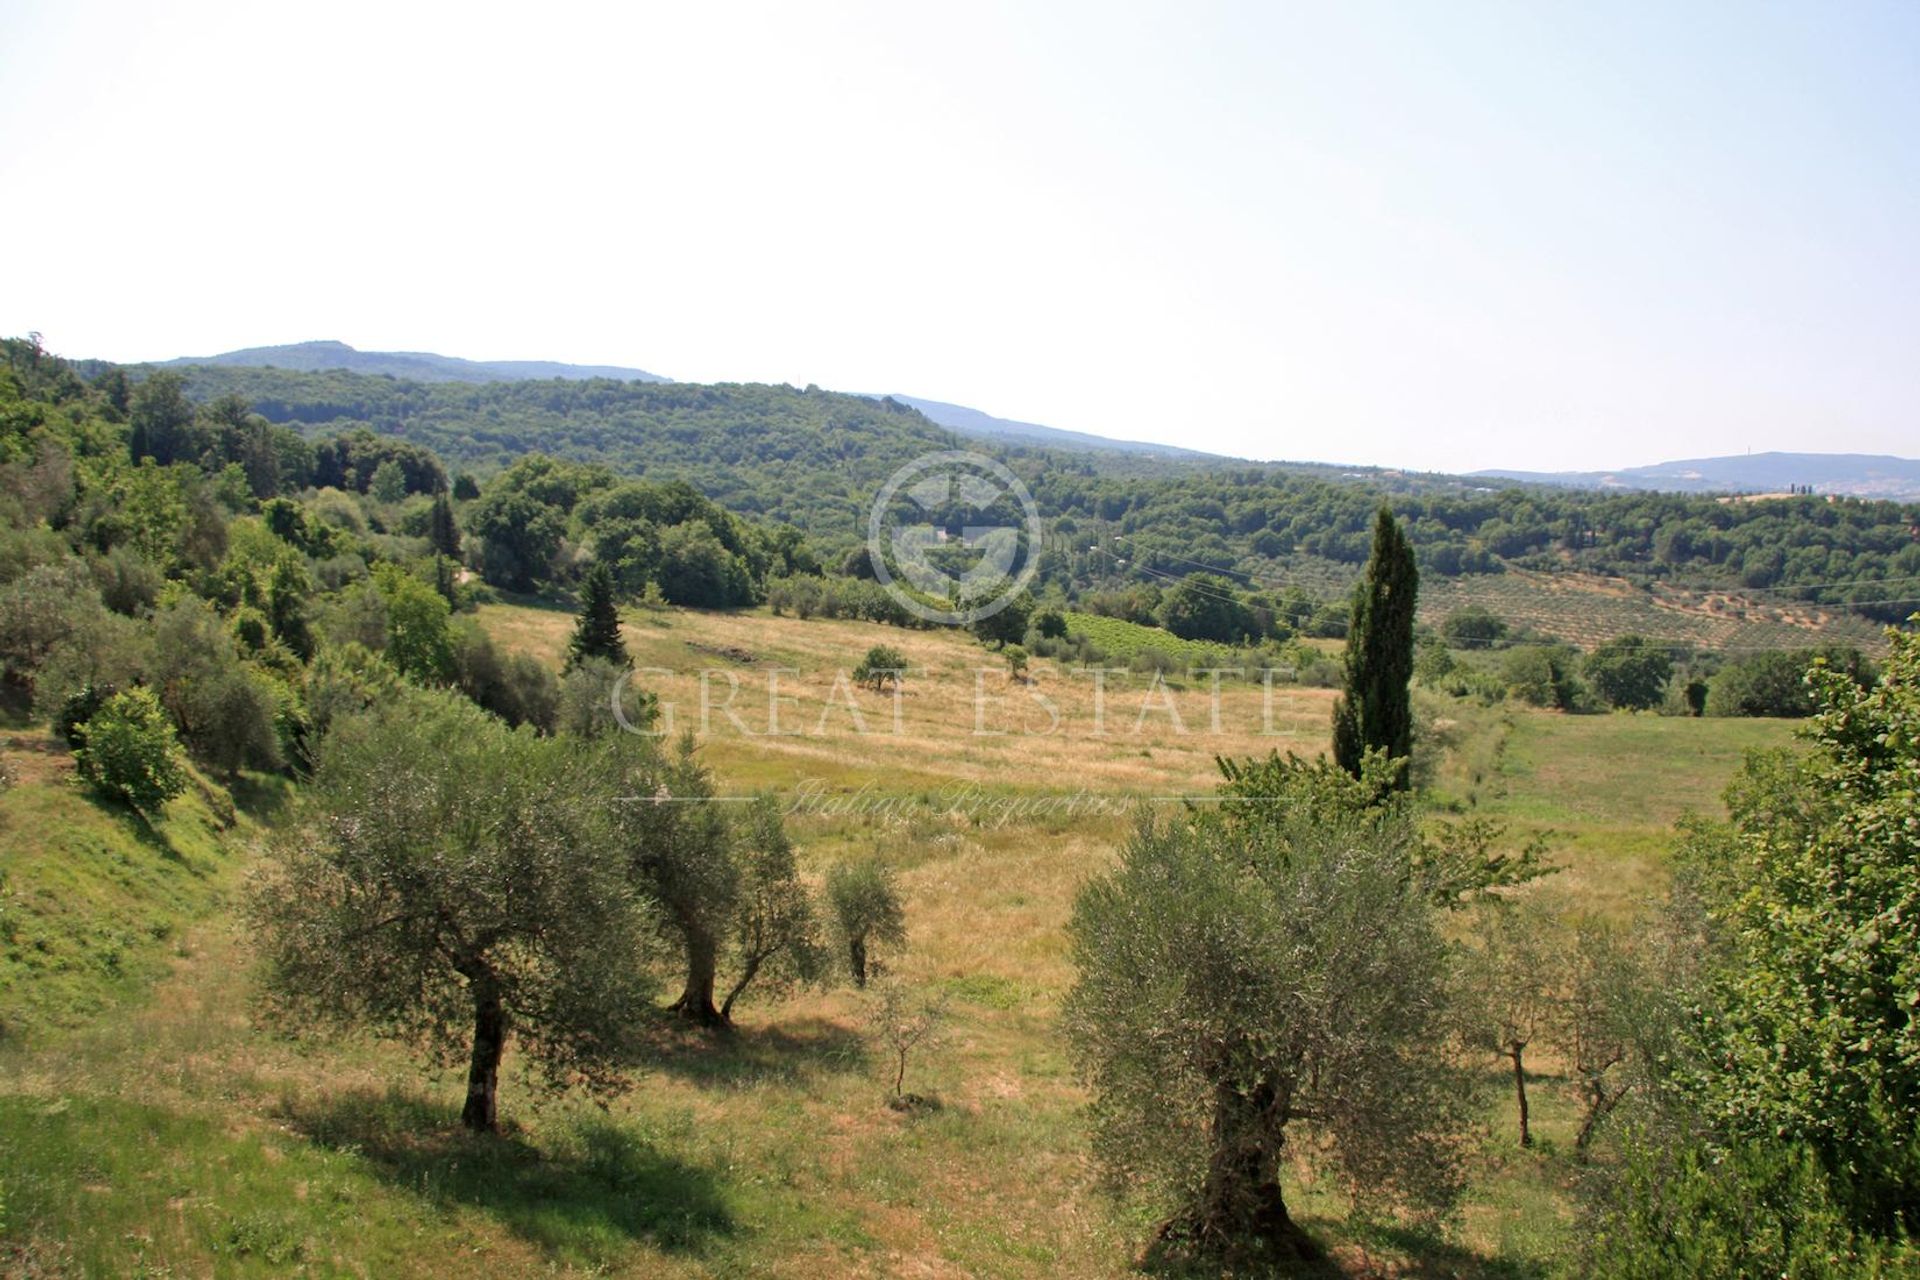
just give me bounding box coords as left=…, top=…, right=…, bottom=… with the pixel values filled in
left=0, top=720, right=278, bottom=1039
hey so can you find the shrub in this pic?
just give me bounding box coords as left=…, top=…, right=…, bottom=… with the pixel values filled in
left=1004, top=644, right=1030, bottom=682
left=89, top=545, right=162, bottom=617
left=0, top=560, right=102, bottom=686
left=558, top=655, right=654, bottom=738
left=1705, top=647, right=1874, bottom=718
left=1503, top=644, right=1583, bottom=709
left=57, top=683, right=115, bottom=749
left=1440, top=606, right=1508, bottom=648
left=852, top=645, right=907, bottom=692
left=31, top=608, right=153, bottom=725
left=1585, top=635, right=1672, bottom=710
left=452, top=621, right=560, bottom=732
left=1584, top=1133, right=1916, bottom=1279
left=75, top=687, right=187, bottom=813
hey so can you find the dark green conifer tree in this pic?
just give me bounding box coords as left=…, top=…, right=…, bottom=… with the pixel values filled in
left=566, top=562, right=628, bottom=671
left=428, top=491, right=462, bottom=559
left=1331, top=506, right=1419, bottom=788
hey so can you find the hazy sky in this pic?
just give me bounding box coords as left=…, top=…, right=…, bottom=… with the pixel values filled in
left=2, top=1, right=1915, bottom=472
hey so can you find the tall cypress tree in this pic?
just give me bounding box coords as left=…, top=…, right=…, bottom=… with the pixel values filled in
left=1331, top=506, right=1419, bottom=788
left=566, top=563, right=628, bottom=671
left=428, top=491, right=462, bottom=559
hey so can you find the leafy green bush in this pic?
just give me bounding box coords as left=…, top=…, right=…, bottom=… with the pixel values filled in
left=452, top=621, right=559, bottom=732
left=1585, top=634, right=1672, bottom=710
left=1683, top=626, right=1920, bottom=1230
left=1704, top=647, right=1875, bottom=718
left=1003, top=644, right=1029, bottom=681
left=852, top=645, right=907, bottom=692
left=371, top=563, right=453, bottom=685
left=74, top=686, right=187, bottom=813
left=557, top=656, right=653, bottom=738
left=1440, top=605, right=1508, bottom=648
left=1503, top=643, right=1584, bottom=709
left=1583, top=1133, right=1916, bottom=1279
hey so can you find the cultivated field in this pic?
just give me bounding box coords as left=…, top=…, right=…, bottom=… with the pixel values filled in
left=0, top=604, right=1801, bottom=1277
left=1420, top=566, right=1889, bottom=654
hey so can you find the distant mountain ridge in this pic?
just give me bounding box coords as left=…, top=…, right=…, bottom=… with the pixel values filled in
left=1475, top=451, right=1920, bottom=501
left=149, top=343, right=1917, bottom=497
left=880, top=394, right=1218, bottom=460
left=161, top=340, right=670, bottom=385
left=154, top=341, right=1220, bottom=459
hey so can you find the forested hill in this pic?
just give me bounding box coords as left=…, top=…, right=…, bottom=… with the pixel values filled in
left=148, top=364, right=969, bottom=540
left=111, top=360, right=1920, bottom=624
left=155, top=340, right=669, bottom=385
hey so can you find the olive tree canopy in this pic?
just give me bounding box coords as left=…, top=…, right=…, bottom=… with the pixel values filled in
left=1064, top=752, right=1469, bottom=1262
left=251, top=692, right=659, bottom=1131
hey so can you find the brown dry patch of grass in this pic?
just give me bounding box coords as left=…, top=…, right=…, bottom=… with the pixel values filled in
left=477, top=602, right=1336, bottom=798
left=1, top=724, right=74, bottom=786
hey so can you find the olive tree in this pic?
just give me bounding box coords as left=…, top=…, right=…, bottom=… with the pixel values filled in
left=866, top=980, right=949, bottom=1104
left=1556, top=918, right=1636, bottom=1150
left=618, top=734, right=739, bottom=1025
left=825, top=857, right=906, bottom=988
left=250, top=693, right=657, bottom=1131
left=1064, top=755, right=1469, bottom=1263
left=151, top=597, right=282, bottom=776
left=1460, top=900, right=1559, bottom=1147
left=717, top=796, right=824, bottom=1023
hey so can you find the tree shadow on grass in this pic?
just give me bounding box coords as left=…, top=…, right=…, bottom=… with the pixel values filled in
left=103, top=792, right=195, bottom=864
left=1138, top=1220, right=1551, bottom=1280
left=284, top=1087, right=736, bottom=1261
left=228, top=771, right=295, bottom=825
left=1344, top=1220, right=1552, bottom=1280
left=638, top=1014, right=871, bottom=1090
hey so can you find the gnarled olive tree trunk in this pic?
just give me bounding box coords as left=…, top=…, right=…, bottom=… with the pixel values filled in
left=848, top=935, right=869, bottom=988
left=1162, top=1077, right=1319, bottom=1262
left=668, top=924, right=723, bottom=1026
left=460, top=971, right=507, bottom=1132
